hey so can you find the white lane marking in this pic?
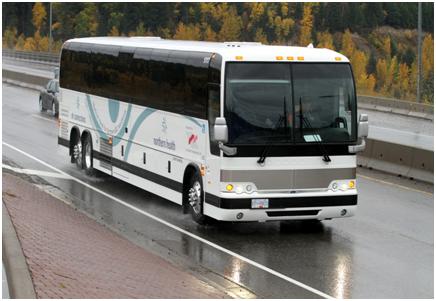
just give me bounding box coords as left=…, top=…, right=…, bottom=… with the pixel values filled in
left=3, top=141, right=333, bottom=299
left=357, top=173, right=433, bottom=197
left=32, top=114, right=55, bottom=122
left=2, top=164, right=72, bottom=179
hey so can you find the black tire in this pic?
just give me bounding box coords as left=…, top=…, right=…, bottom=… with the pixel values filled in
left=186, top=172, right=208, bottom=225
left=39, top=97, right=46, bottom=112
left=73, top=138, right=83, bottom=169
left=82, top=135, right=95, bottom=176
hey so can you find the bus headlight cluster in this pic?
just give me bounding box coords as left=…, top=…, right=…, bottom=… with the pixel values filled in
left=330, top=180, right=356, bottom=191
left=224, top=183, right=256, bottom=194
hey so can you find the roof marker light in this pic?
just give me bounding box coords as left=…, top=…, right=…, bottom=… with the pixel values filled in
left=335, top=57, right=342, bottom=61
left=297, top=56, right=304, bottom=61
left=287, top=56, right=294, bottom=61
left=235, top=56, right=243, bottom=60
left=276, top=56, right=283, bottom=60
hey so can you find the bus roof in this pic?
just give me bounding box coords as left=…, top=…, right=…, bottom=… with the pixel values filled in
left=66, top=37, right=349, bottom=63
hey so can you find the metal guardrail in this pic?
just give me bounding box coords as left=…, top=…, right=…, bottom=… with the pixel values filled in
left=2, top=49, right=59, bottom=66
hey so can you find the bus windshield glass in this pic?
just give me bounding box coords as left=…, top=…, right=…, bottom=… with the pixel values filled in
left=225, top=63, right=357, bottom=145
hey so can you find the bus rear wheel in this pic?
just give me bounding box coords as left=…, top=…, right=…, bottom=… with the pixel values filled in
left=73, top=140, right=83, bottom=169
left=187, top=173, right=208, bottom=225
left=82, top=135, right=95, bottom=176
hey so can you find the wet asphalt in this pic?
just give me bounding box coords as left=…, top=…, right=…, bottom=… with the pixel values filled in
left=2, top=83, right=434, bottom=298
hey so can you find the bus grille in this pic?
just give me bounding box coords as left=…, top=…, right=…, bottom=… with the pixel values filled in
left=266, top=210, right=320, bottom=217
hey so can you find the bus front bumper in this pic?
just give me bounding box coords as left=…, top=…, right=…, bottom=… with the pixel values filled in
left=203, top=193, right=357, bottom=222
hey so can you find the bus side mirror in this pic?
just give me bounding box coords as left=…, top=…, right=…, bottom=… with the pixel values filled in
left=358, top=114, right=368, bottom=138
left=213, top=117, right=228, bottom=143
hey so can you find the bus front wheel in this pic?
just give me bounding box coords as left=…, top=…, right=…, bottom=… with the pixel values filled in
left=187, top=173, right=208, bottom=225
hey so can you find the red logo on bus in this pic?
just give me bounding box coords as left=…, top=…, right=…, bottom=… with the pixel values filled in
left=188, top=134, right=198, bottom=145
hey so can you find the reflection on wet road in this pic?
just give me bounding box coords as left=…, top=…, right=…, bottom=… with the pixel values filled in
left=2, top=84, right=434, bottom=298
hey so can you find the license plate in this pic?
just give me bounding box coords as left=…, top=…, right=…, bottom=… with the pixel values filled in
left=252, top=198, right=269, bottom=209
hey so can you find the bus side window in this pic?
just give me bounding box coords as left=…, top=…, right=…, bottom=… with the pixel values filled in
left=208, top=84, right=220, bottom=156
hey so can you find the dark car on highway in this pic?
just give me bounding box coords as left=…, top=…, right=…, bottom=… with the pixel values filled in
left=39, top=79, right=59, bottom=117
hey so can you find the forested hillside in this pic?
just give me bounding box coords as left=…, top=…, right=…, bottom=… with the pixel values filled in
left=2, top=2, right=434, bottom=102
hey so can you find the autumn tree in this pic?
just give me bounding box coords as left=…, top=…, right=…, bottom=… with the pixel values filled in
left=298, top=3, right=314, bottom=46
left=340, top=29, right=355, bottom=58
left=3, top=27, right=17, bottom=49
left=316, top=31, right=334, bottom=49
left=376, top=58, right=388, bottom=92
left=422, top=34, right=434, bottom=80
left=218, top=5, right=242, bottom=41
left=173, top=22, right=201, bottom=40
left=32, top=2, right=46, bottom=32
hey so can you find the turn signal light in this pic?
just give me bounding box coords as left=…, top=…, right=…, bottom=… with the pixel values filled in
left=226, top=184, right=234, bottom=191
left=108, top=137, right=113, bottom=145
left=200, top=164, right=206, bottom=176
left=348, top=180, right=355, bottom=189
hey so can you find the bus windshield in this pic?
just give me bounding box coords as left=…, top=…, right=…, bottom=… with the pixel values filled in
left=225, top=63, right=357, bottom=145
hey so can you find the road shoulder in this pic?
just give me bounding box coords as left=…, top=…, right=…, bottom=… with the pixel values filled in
left=2, top=203, right=36, bottom=298
left=2, top=171, right=231, bottom=298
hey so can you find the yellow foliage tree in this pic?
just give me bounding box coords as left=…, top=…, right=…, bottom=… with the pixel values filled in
left=3, top=27, right=17, bottom=49
left=32, top=2, right=46, bottom=32
left=341, top=29, right=355, bottom=59
left=397, top=63, right=410, bottom=98
left=422, top=34, right=434, bottom=80
left=254, top=28, right=268, bottom=44
left=366, top=74, right=376, bottom=94
left=376, top=58, right=388, bottom=91
left=386, top=56, right=398, bottom=92
left=382, top=36, right=391, bottom=59
left=15, top=34, right=26, bottom=50
left=316, top=31, right=334, bottom=49
left=298, top=3, right=313, bottom=46
left=202, top=24, right=217, bottom=41
left=173, top=22, right=201, bottom=40
left=351, top=50, right=369, bottom=92
left=109, top=26, right=120, bottom=36
left=218, top=6, right=242, bottom=41
left=409, top=60, right=418, bottom=95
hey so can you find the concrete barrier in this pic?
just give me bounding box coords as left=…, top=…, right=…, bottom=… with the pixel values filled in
left=358, top=137, right=433, bottom=183
left=358, top=95, right=433, bottom=120
left=3, top=68, right=51, bottom=88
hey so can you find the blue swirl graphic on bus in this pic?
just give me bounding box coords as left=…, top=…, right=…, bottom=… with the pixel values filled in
left=108, top=99, right=120, bottom=123
left=86, top=95, right=132, bottom=146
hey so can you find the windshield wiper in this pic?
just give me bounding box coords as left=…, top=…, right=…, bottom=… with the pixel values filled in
left=257, top=97, right=288, bottom=165
left=299, top=97, right=331, bottom=163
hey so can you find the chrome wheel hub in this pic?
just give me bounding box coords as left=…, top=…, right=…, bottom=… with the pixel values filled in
left=188, top=181, right=202, bottom=214
left=84, top=143, right=92, bottom=168
left=73, top=142, right=82, bottom=164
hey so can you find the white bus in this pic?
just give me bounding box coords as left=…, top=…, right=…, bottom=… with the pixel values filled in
left=58, top=37, right=368, bottom=224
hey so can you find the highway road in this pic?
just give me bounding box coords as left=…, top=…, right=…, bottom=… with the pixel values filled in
left=2, top=83, right=434, bottom=298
